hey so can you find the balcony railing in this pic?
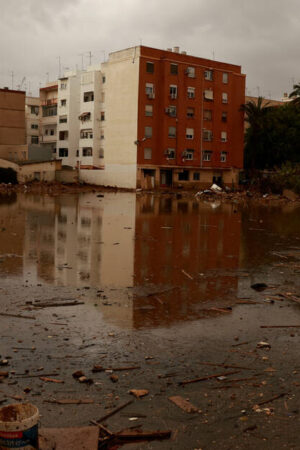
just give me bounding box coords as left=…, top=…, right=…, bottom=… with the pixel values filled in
left=41, top=98, right=58, bottom=106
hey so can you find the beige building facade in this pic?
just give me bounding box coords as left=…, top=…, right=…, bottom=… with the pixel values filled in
left=25, top=96, right=40, bottom=145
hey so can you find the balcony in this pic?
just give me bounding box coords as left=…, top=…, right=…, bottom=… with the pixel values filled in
left=41, top=98, right=57, bottom=106
left=40, top=134, right=57, bottom=143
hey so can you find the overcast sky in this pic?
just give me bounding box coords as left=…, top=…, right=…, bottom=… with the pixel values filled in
left=0, top=0, right=299, bottom=99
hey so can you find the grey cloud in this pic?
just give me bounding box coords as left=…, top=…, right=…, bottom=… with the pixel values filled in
left=0, top=0, right=299, bottom=98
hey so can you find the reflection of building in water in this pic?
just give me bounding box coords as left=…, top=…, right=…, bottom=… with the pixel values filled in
left=53, top=193, right=136, bottom=290
left=0, top=193, right=25, bottom=275
left=133, top=195, right=241, bottom=328
left=22, top=195, right=56, bottom=283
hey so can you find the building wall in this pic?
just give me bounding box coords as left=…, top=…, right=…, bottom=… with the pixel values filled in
left=99, top=47, right=140, bottom=188
left=78, top=67, right=103, bottom=168
left=39, top=84, right=58, bottom=155
left=18, top=160, right=61, bottom=183
left=0, top=144, right=28, bottom=161
left=0, top=89, right=26, bottom=146
left=25, top=96, right=40, bottom=145
left=57, top=72, right=81, bottom=167
left=137, top=46, right=245, bottom=187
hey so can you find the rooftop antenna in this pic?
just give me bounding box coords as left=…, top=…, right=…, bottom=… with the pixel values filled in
left=212, top=50, right=215, bottom=60
left=78, top=53, right=85, bottom=70
left=57, top=56, right=61, bottom=78
left=11, top=71, right=14, bottom=90
left=87, top=51, right=93, bottom=66
left=46, top=72, right=49, bottom=83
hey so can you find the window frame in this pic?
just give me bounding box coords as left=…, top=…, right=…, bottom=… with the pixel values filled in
left=168, top=126, right=176, bottom=138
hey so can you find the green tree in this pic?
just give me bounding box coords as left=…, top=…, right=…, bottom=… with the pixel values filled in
left=240, top=98, right=300, bottom=170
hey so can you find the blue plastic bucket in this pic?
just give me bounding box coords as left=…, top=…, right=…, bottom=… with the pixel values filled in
left=0, top=403, right=39, bottom=449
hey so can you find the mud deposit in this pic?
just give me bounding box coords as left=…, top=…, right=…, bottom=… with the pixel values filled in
left=1, top=192, right=300, bottom=449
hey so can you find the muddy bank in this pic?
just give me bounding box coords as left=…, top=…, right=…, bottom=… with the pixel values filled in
left=0, top=180, right=299, bottom=206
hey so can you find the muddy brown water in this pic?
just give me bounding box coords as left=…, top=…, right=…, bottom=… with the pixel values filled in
left=1, top=192, right=300, bottom=449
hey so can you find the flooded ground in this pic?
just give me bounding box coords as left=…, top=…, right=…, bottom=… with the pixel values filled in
left=1, top=191, right=300, bottom=449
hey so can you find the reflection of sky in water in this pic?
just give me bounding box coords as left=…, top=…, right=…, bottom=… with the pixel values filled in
left=0, top=192, right=300, bottom=329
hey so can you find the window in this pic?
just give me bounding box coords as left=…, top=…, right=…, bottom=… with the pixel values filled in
left=222, top=92, right=228, bottom=103
left=187, top=107, right=195, bottom=118
left=203, top=150, right=212, bottom=161
left=145, top=126, right=152, bottom=138
left=58, top=116, right=67, bottom=125
left=165, top=148, right=175, bottom=159
left=102, top=76, right=106, bottom=83
left=221, top=151, right=227, bottom=162
left=31, top=136, right=39, bottom=144
left=45, top=129, right=48, bottom=135
left=100, top=129, right=104, bottom=140
left=187, top=87, right=195, bottom=99
left=222, top=111, right=227, bottom=122
left=204, top=90, right=214, bottom=101
left=101, top=111, right=105, bottom=121
left=145, top=104, right=153, bottom=117
left=203, top=130, right=213, bottom=141
left=178, top=170, right=189, bottom=181
left=203, top=109, right=212, bottom=121
left=170, top=64, right=178, bottom=75
left=166, top=105, right=176, bottom=117
left=183, top=149, right=194, bottom=160
left=99, top=148, right=104, bottom=158
left=145, top=83, right=154, bottom=98
left=60, top=82, right=67, bottom=90
left=31, top=124, right=38, bottom=129
left=222, top=73, right=228, bottom=84
left=50, top=129, right=55, bottom=136
left=42, top=105, right=57, bottom=117
left=84, top=91, right=94, bottom=102
left=204, top=69, right=213, bottom=81
left=186, top=66, right=195, bottom=78
left=146, top=62, right=154, bottom=73
left=76, top=150, right=79, bottom=157
left=221, top=131, right=227, bottom=142
left=144, top=148, right=152, bottom=159
left=59, top=148, right=68, bottom=157
left=168, top=126, right=176, bottom=138
left=169, top=85, right=177, bottom=99
left=82, top=147, right=93, bottom=156
left=30, top=106, right=39, bottom=115
left=59, top=130, right=68, bottom=140
left=186, top=128, right=194, bottom=139
left=193, top=172, right=200, bottom=180
left=60, top=99, right=66, bottom=107
left=80, top=129, right=93, bottom=139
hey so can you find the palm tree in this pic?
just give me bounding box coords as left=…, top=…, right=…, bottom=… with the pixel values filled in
left=240, top=96, right=271, bottom=128
left=240, top=97, right=273, bottom=170
left=289, top=83, right=300, bottom=105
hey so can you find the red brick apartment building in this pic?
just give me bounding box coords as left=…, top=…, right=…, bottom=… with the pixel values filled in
left=0, top=88, right=27, bottom=161
left=136, top=46, right=245, bottom=188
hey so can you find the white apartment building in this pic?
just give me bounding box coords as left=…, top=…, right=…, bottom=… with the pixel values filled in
left=25, top=96, right=39, bottom=145
left=39, top=83, right=58, bottom=155
left=57, top=71, right=81, bottom=166
left=78, top=67, right=104, bottom=169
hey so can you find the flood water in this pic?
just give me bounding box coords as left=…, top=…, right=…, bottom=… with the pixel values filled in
left=1, top=192, right=300, bottom=330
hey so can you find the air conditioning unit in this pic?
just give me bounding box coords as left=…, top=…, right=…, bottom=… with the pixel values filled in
left=147, top=93, right=155, bottom=99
